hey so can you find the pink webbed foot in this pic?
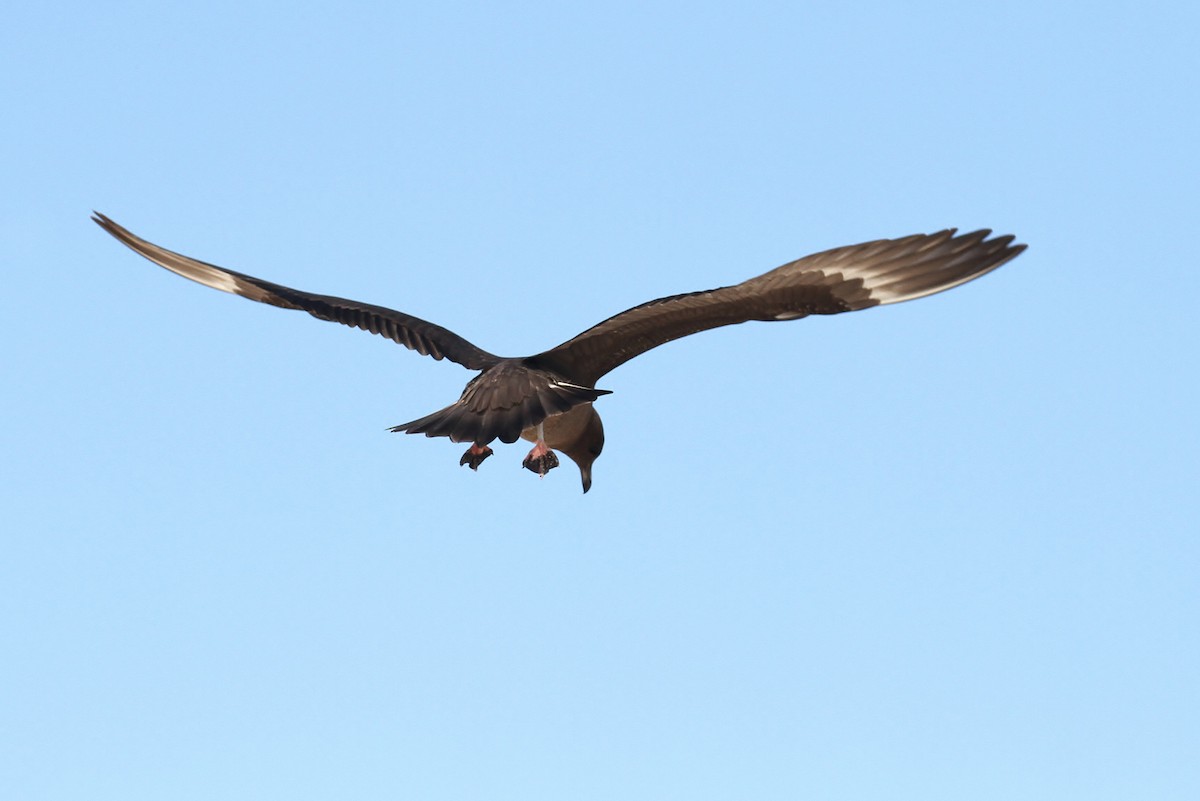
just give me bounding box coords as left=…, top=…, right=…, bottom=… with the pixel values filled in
left=459, top=443, right=493, bottom=471
left=521, top=440, right=560, bottom=477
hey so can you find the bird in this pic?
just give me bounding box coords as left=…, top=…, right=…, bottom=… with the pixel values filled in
left=93, top=213, right=1024, bottom=492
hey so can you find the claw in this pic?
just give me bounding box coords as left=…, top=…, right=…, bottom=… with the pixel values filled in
left=459, top=443, right=493, bottom=471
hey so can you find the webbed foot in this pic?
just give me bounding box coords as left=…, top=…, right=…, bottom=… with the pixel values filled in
left=521, top=441, right=560, bottom=477
left=459, top=443, right=493, bottom=470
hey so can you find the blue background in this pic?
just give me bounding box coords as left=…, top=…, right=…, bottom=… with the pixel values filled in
left=3, top=2, right=1196, bottom=799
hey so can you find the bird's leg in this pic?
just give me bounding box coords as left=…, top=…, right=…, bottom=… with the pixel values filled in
left=459, top=443, right=493, bottom=471
left=521, top=423, right=560, bottom=477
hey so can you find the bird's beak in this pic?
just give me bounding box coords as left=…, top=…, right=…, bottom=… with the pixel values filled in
left=580, top=465, right=592, bottom=494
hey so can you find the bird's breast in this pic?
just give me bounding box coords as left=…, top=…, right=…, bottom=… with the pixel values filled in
left=520, top=403, right=596, bottom=449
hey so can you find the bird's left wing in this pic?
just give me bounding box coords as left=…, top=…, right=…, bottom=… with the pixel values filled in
left=93, top=213, right=500, bottom=371
left=531, top=229, right=1024, bottom=385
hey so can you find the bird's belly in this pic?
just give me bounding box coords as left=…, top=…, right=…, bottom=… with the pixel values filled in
left=520, top=403, right=595, bottom=449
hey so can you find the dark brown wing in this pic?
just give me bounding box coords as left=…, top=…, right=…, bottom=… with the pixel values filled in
left=93, top=213, right=500, bottom=371
left=532, top=229, right=1024, bottom=385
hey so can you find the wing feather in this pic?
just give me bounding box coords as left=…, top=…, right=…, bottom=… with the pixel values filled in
left=533, top=229, right=1024, bottom=384
left=93, top=213, right=500, bottom=371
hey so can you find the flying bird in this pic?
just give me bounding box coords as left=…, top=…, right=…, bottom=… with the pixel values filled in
left=93, top=213, right=1024, bottom=492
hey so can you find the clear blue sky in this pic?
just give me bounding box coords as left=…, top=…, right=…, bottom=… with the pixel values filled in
left=2, top=2, right=1196, bottom=799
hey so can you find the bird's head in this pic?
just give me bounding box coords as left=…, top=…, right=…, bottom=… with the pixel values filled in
left=561, top=407, right=605, bottom=494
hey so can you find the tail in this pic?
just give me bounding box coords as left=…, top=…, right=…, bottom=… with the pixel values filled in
left=390, top=361, right=610, bottom=445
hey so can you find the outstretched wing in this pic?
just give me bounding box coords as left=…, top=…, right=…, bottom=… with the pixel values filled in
left=532, top=229, right=1024, bottom=385
left=93, top=213, right=501, bottom=371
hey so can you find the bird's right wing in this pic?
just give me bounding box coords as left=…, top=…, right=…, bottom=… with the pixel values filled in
left=93, top=213, right=501, bottom=371
left=532, top=229, right=1024, bottom=385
